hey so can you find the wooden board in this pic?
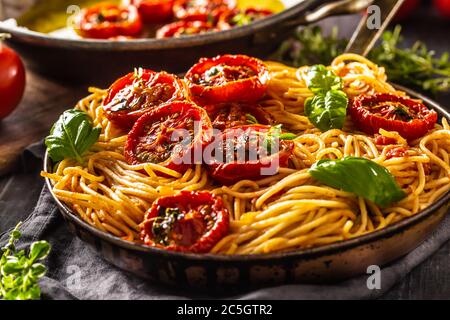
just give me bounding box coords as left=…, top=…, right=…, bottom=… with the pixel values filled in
left=0, top=70, right=86, bottom=175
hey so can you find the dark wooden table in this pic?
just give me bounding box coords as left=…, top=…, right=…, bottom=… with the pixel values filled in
left=0, top=7, right=449, bottom=299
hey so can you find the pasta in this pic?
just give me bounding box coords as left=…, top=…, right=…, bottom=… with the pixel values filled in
left=42, top=54, right=450, bottom=254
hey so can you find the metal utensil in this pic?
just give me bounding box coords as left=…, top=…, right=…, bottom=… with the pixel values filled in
left=345, top=0, right=405, bottom=56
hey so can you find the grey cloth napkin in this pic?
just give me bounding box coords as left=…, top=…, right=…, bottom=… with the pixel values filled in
left=0, top=141, right=449, bottom=300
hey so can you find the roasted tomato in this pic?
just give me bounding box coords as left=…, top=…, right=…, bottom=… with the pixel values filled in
left=185, top=54, right=269, bottom=106
left=103, top=69, right=185, bottom=129
left=156, top=20, right=215, bottom=38
left=74, top=3, right=143, bottom=39
left=349, top=93, right=437, bottom=141
left=206, top=125, right=294, bottom=185
left=204, top=103, right=274, bottom=130
left=217, top=8, right=273, bottom=30
left=0, top=41, right=26, bottom=119
left=173, top=0, right=236, bottom=22
left=140, top=191, right=229, bottom=252
left=125, top=0, right=174, bottom=24
left=125, top=101, right=212, bottom=173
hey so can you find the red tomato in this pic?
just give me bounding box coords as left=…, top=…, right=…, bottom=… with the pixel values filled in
left=103, top=69, right=185, bottom=129
left=386, top=146, right=409, bottom=159
left=434, top=0, right=450, bottom=18
left=0, top=42, right=26, bottom=119
left=173, top=0, right=236, bottom=22
left=217, top=8, right=273, bottom=30
left=349, top=93, right=438, bottom=141
left=204, top=103, right=274, bottom=130
left=156, top=20, right=215, bottom=38
left=185, top=54, right=269, bottom=106
left=74, top=3, right=143, bottom=39
left=374, top=135, right=398, bottom=146
left=394, top=0, right=420, bottom=21
left=206, top=125, right=294, bottom=185
left=140, top=190, right=229, bottom=252
left=126, top=0, right=174, bottom=24
left=125, top=101, right=212, bottom=174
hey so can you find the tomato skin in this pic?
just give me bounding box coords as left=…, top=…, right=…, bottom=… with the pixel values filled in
left=204, top=103, right=274, bottom=130
left=434, top=0, right=450, bottom=17
left=141, top=191, right=229, bottom=252
left=0, top=44, right=26, bottom=119
left=126, top=0, right=174, bottom=24
left=185, top=54, right=269, bottom=106
left=374, top=135, right=398, bottom=146
left=349, top=93, right=437, bottom=141
left=103, top=70, right=185, bottom=129
left=74, top=3, right=143, bottom=39
left=217, top=8, right=273, bottom=30
left=394, top=0, right=420, bottom=21
left=206, top=125, right=294, bottom=185
left=173, top=0, right=236, bottom=22
left=156, top=20, right=215, bottom=38
left=125, top=101, right=212, bottom=174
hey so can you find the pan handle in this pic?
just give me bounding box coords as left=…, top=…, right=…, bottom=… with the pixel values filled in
left=283, top=0, right=374, bottom=27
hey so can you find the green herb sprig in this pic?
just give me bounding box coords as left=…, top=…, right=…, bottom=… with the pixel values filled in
left=304, top=65, right=348, bottom=132
left=263, top=124, right=296, bottom=153
left=275, top=25, right=450, bottom=95
left=0, top=223, right=51, bottom=300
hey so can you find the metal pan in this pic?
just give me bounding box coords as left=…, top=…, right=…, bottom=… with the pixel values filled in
left=43, top=85, right=450, bottom=293
left=0, top=0, right=373, bottom=85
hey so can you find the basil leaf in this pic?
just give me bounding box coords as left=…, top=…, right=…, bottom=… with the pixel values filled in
left=309, top=156, right=406, bottom=207
left=305, top=89, right=348, bottom=132
left=45, top=109, right=101, bottom=164
left=304, top=65, right=343, bottom=94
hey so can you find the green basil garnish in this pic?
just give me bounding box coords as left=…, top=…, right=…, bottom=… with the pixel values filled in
left=45, top=109, right=101, bottom=164
left=304, top=65, right=348, bottom=132
left=309, top=156, right=406, bottom=207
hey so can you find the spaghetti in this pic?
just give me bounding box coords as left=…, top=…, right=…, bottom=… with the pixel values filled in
left=42, top=54, right=450, bottom=254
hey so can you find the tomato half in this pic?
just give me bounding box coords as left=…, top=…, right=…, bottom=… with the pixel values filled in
left=103, top=69, right=185, bottom=129
left=217, top=8, right=273, bottom=30
left=126, top=0, right=174, bottom=24
left=349, top=93, right=437, bottom=140
left=156, top=20, right=215, bottom=38
left=74, top=3, right=143, bottom=39
left=185, top=54, right=269, bottom=106
left=140, top=191, right=229, bottom=252
left=204, top=103, right=274, bottom=130
left=206, top=125, right=294, bottom=185
left=125, top=101, right=212, bottom=173
left=173, top=0, right=236, bottom=22
left=0, top=42, right=26, bottom=119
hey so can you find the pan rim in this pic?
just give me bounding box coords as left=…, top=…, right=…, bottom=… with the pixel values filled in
left=44, top=84, right=450, bottom=262
left=0, top=0, right=319, bottom=50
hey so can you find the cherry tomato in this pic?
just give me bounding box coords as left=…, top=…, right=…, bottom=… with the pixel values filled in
left=74, top=3, right=143, bottom=39
left=349, top=93, right=438, bottom=141
left=217, top=8, right=273, bottom=30
left=126, top=0, right=174, bottom=24
left=103, top=69, right=185, bottom=129
left=204, top=103, right=274, bottom=130
left=156, top=20, right=215, bottom=38
left=0, top=41, right=26, bottom=119
left=125, top=101, right=212, bottom=174
left=206, top=125, right=294, bottom=185
left=185, top=54, right=269, bottom=106
left=394, top=0, right=420, bottom=21
left=140, top=190, right=229, bottom=252
left=434, top=0, right=450, bottom=18
left=173, top=0, right=236, bottom=22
